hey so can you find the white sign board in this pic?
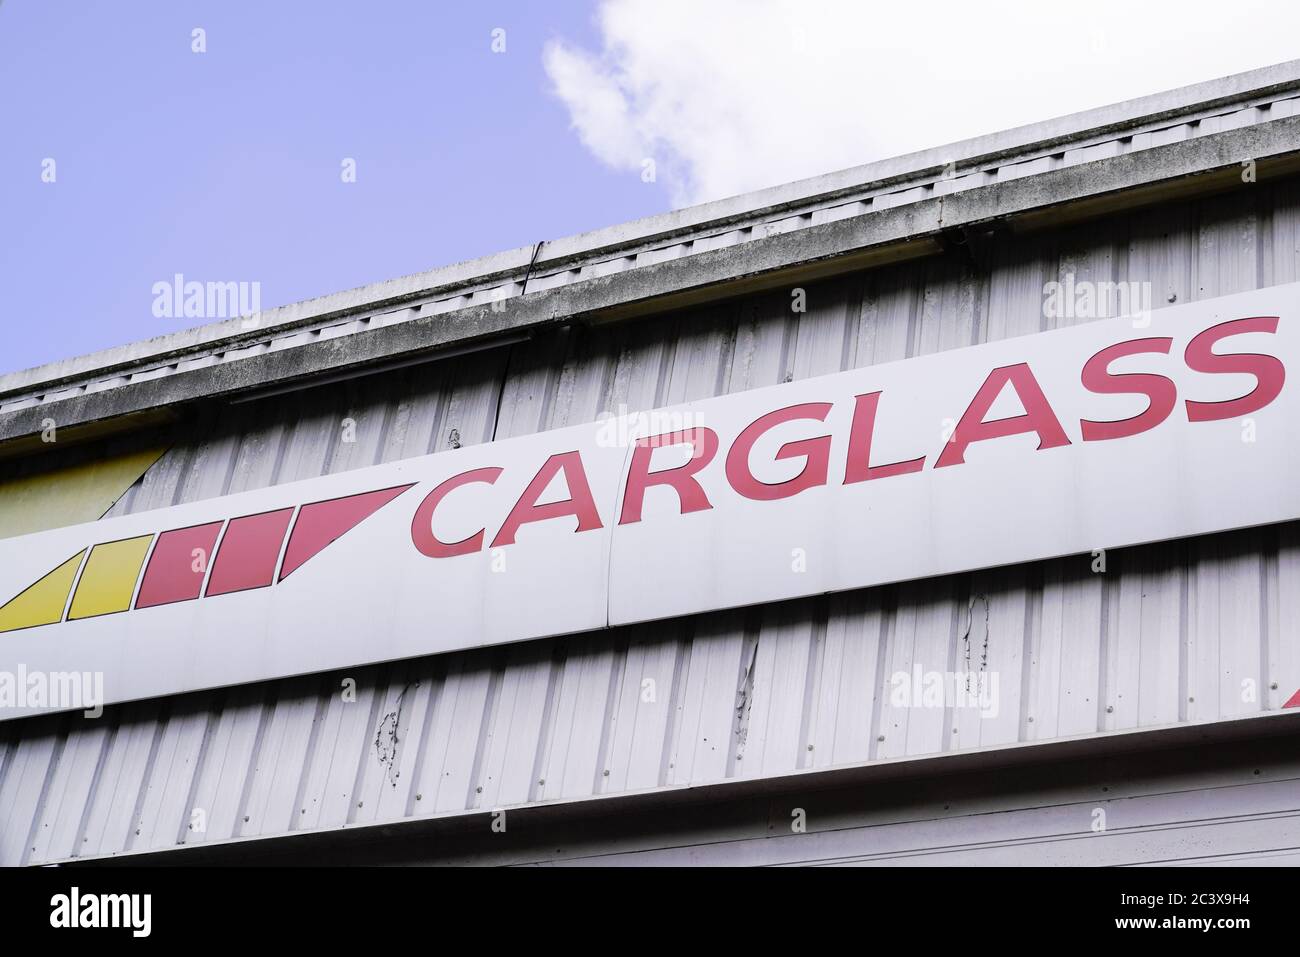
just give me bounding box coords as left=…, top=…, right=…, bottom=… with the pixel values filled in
left=1, top=284, right=1296, bottom=718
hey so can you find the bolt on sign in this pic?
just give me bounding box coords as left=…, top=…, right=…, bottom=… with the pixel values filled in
left=1, top=285, right=1297, bottom=719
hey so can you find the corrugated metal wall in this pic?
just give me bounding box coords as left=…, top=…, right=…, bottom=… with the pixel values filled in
left=4, top=184, right=1300, bottom=865
left=288, top=727, right=1300, bottom=866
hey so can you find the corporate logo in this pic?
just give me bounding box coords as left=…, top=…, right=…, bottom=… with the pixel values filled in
left=0, top=485, right=412, bottom=634
left=50, top=886, right=151, bottom=937
left=3, top=303, right=1300, bottom=724
left=1, top=316, right=1291, bottom=644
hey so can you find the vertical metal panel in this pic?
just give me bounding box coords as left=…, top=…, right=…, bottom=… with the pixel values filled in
left=4, top=183, right=1300, bottom=864
left=0, top=445, right=166, bottom=540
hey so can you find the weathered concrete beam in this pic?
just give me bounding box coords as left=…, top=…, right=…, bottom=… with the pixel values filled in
left=7, top=59, right=1300, bottom=402
left=3, top=118, right=1300, bottom=451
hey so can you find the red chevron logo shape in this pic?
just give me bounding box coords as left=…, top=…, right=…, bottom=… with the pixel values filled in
left=0, top=484, right=413, bottom=634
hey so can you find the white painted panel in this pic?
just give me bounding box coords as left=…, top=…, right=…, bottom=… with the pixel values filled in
left=3, top=285, right=1299, bottom=723
left=612, top=284, right=1300, bottom=625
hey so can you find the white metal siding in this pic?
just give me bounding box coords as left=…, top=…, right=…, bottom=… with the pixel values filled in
left=3, top=185, right=1300, bottom=865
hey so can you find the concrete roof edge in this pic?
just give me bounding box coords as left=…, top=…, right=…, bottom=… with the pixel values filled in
left=7, top=57, right=1300, bottom=396
left=7, top=115, right=1298, bottom=447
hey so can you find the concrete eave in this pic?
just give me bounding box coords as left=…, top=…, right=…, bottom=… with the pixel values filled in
left=6, top=58, right=1300, bottom=404
left=3, top=116, right=1300, bottom=453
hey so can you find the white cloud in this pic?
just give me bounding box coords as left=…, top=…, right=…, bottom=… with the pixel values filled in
left=544, top=0, right=1300, bottom=207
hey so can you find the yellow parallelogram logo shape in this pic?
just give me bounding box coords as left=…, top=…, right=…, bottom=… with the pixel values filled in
left=0, top=551, right=87, bottom=633
left=67, top=536, right=153, bottom=620
left=0, top=536, right=154, bottom=634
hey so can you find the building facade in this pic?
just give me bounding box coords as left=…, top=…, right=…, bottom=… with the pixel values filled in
left=3, top=62, right=1300, bottom=866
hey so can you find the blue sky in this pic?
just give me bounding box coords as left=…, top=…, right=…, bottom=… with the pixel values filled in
left=5, top=0, right=1300, bottom=375
left=0, top=1, right=660, bottom=373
